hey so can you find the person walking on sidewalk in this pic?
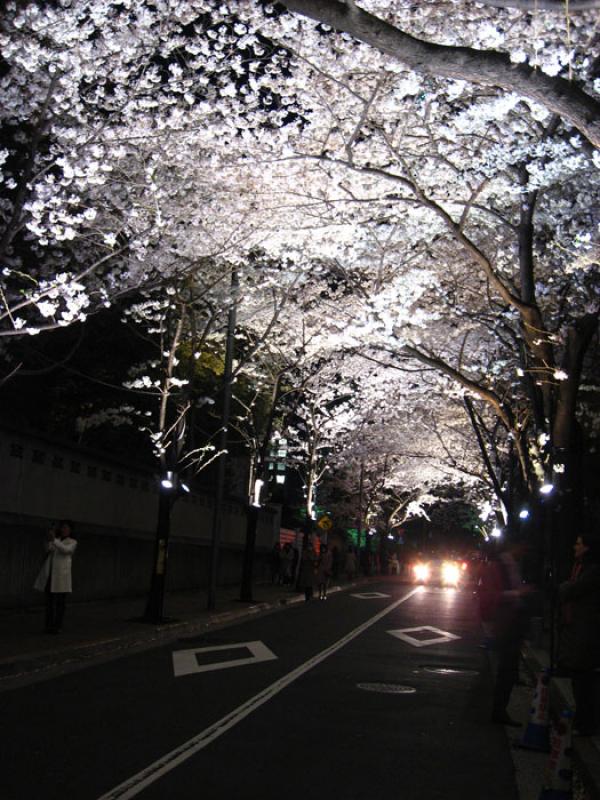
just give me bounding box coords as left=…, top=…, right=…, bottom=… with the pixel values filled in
left=299, top=541, right=317, bottom=602
left=317, top=544, right=333, bottom=600
left=558, top=533, right=600, bottom=736
left=34, top=520, right=78, bottom=634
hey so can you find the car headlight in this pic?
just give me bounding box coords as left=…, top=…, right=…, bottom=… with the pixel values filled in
left=441, top=561, right=460, bottom=586
left=413, top=563, right=430, bottom=582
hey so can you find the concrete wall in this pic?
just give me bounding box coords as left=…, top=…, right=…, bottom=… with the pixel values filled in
left=0, top=427, right=279, bottom=608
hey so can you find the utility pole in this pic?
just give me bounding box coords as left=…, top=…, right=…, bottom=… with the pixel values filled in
left=207, top=269, right=238, bottom=611
left=240, top=504, right=259, bottom=602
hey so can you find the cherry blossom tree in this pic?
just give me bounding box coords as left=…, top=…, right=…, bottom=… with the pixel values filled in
left=268, top=0, right=600, bottom=146
left=2, top=0, right=598, bottom=580
left=222, top=0, right=599, bottom=563
left=0, top=0, right=299, bottom=347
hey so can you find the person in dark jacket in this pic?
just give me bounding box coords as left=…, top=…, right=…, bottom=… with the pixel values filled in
left=298, top=542, right=317, bottom=602
left=558, top=534, right=600, bottom=736
left=490, top=536, right=532, bottom=727
left=269, top=542, right=282, bottom=584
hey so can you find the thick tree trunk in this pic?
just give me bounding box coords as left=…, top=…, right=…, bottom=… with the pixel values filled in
left=553, top=314, right=599, bottom=451
left=551, top=313, right=599, bottom=579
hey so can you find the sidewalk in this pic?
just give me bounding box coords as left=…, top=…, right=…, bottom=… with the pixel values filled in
left=518, top=635, right=600, bottom=800
left=0, top=577, right=362, bottom=689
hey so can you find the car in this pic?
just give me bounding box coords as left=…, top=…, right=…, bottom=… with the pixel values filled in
left=410, top=555, right=469, bottom=588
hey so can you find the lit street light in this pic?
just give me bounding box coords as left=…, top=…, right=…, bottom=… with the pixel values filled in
left=144, top=471, right=188, bottom=624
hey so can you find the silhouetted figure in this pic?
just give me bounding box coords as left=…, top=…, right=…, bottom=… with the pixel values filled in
left=558, top=533, right=600, bottom=736
left=490, top=537, right=531, bottom=727
left=317, top=544, right=333, bottom=600
left=299, top=543, right=317, bottom=602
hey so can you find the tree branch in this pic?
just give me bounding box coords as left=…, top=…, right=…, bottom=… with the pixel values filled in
left=475, top=0, right=599, bottom=10
left=276, top=0, right=600, bottom=147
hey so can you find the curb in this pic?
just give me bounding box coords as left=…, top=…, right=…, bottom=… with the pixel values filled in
left=0, top=582, right=354, bottom=689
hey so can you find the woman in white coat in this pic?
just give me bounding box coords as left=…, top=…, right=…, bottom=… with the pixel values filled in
left=34, top=520, right=77, bottom=633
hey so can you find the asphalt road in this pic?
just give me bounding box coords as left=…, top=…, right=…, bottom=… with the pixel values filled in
left=2, top=581, right=518, bottom=800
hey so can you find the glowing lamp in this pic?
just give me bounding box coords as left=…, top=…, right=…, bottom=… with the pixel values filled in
left=161, top=471, right=174, bottom=490
left=252, top=478, right=265, bottom=507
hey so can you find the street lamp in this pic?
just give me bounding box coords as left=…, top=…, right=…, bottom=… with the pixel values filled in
left=540, top=483, right=554, bottom=495
left=161, top=471, right=174, bottom=490
left=519, top=508, right=530, bottom=520
left=145, top=470, right=187, bottom=624
left=252, top=478, right=264, bottom=508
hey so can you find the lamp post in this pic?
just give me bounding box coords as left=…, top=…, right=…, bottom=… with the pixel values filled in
left=540, top=480, right=558, bottom=671
left=240, top=500, right=259, bottom=602
left=144, top=471, right=189, bottom=624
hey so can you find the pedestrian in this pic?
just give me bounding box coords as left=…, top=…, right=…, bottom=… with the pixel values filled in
left=345, top=546, right=357, bottom=581
left=281, top=543, right=294, bottom=586
left=292, top=544, right=300, bottom=588
left=269, top=542, right=282, bottom=584
left=490, top=536, right=532, bottom=727
left=389, top=553, right=400, bottom=576
left=477, top=549, right=503, bottom=625
left=557, top=533, right=600, bottom=736
left=299, top=541, right=317, bottom=602
left=34, top=520, right=78, bottom=634
left=316, top=544, right=333, bottom=600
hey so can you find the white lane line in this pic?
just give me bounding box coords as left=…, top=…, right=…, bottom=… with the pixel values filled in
left=97, top=587, right=421, bottom=800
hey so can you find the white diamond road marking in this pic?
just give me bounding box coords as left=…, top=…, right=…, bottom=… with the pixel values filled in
left=172, top=640, right=277, bottom=677
left=97, top=588, right=421, bottom=800
left=387, top=626, right=461, bottom=648
left=351, top=592, right=391, bottom=599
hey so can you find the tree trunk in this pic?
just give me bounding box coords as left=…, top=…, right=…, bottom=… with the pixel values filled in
left=278, top=0, right=600, bottom=147
left=551, top=313, right=599, bottom=579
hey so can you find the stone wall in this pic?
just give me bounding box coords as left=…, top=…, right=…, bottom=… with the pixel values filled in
left=0, top=427, right=279, bottom=608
